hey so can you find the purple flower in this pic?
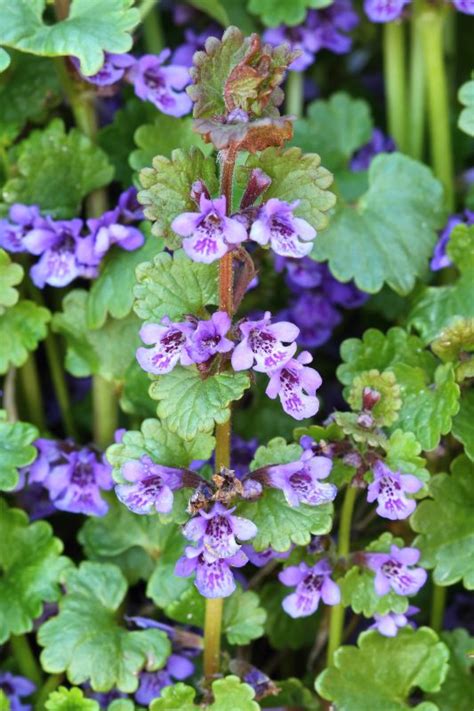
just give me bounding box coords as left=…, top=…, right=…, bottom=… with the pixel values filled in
left=350, top=128, right=396, bottom=171
left=283, top=293, right=342, bottom=349
left=279, top=559, right=340, bottom=617
left=77, top=208, right=144, bottom=267
left=118, top=187, right=145, bottom=222
left=322, top=275, right=369, bottom=309
left=184, top=311, right=234, bottom=364
left=364, top=0, right=410, bottom=22
left=265, top=351, right=322, bottom=420
left=250, top=199, right=316, bottom=258
left=115, top=455, right=183, bottom=515
left=274, top=255, right=326, bottom=289
left=136, top=318, right=195, bottom=375
left=231, top=312, right=299, bottom=373
left=27, top=438, right=74, bottom=486
left=231, top=435, right=259, bottom=479
left=135, top=654, right=194, bottom=705
left=23, top=217, right=96, bottom=288
left=183, top=502, right=257, bottom=559
left=86, top=688, right=127, bottom=709
left=0, top=204, right=40, bottom=252
left=41, top=448, right=113, bottom=517
left=370, top=606, right=419, bottom=637
left=171, top=195, right=247, bottom=263
left=453, top=0, right=474, bottom=13
left=366, top=545, right=427, bottom=596
left=263, top=25, right=316, bottom=72
left=266, top=449, right=336, bottom=507
left=367, top=460, right=423, bottom=520
left=243, top=545, right=291, bottom=567
left=127, top=50, right=192, bottom=116
left=172, top=27, right=220, bottom=66
left=431, top=210, right=474, bottom=271
left=175, top=546, right=248, bottom=598
left=71, top=52, right=135, bottom=86
left=0, top=672, right=36, bottom=711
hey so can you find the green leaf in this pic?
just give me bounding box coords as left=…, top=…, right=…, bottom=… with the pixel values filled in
left=130, top=115, right=212, bottom=173
left=292, top=93, right=373, bottom=173
left=0, top=411, right=38, bottom=491
left=0, top=0, right=139, bottom=76
left=427, top=629, right=474, bottom=711
left=150, top=676, right=259, bottom=711
left=241, top=147, right=336, bottom=231
left=0, top=300, right=50, bottom=374
left=146, top=526, right=190, bottom=608
left=408, top=224, right=474, bottom=343
left=315, top=627, right=449, bottom=711
left=0, top=48, right=10, bottom=72
left=106, top=418, right=215, bottom=474
left=382, top=430, right=429, bottom=484
left=38, top=562, right=171, bottom=692
left=149, top=367, right=250, bottom=440
left=108, top=701, right=135, bottom=711
left=458, top=79, right=474, bottom=136
left=2, top=119, right=114, bottom=218
left=239, top=489, right=333, bottom=552
left=133, top=249, right=218, bottom=323
left=0, top=500, right=70, bottom=643
left=250, top=436, right=303, bottom=470
left=138, top=147, right=219, bottom=246
left=87, top=232, right=162, bottom=329
left=259, top=582, right=318, bottom=650
left=452, top=388, right=474, bottom=460
left=52, top=290, right=140, bottom=382
left=166, top=586, right=266, bottom=645
left=187, top=0, right=230, bottom=26
left=45, top=687, right=99, bottom=711
left=248, top=0, right=331, bottom=26
left=411, top=455, right=474, bottom=588
left=119, top=359, right=157, bottom=419
left=0, top=52, right=60, bottom=145
left=0, top=249, right=23, bottom=314
left=97, top=98, right=155, bottom=186
left=339, top=533, right=409, bottom=617
left=260, top=678, right=320, bottom=709
left=312, top=153, right=445, bottom=294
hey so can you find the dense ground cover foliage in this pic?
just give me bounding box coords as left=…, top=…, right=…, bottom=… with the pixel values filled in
left=0, top=1, right=473, bottom=709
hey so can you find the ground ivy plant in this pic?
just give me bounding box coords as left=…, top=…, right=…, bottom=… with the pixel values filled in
left=0, top=1, right=473, bottom=710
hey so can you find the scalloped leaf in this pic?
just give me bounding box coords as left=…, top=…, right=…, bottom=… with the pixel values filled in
left=0, top=0, right=139, bottom=76
left=133, top=249, right=218, bottom=323
left=0, top=500, right=70, bottom=643
left=138, top=147, right=219, bottom=246
left=452, top=388, right=474, bottom=460
left=292, top=93, right=373, bottom=173
left=316, top=628, right=449, bottom=711
left=87, top=232, right=161, bottom=329
left=458, top=79, right=474, bottom=137
left=427, top=629, right=474, bottom=711
left=248, top=0, right=332, bottom=26
left=340, top=533, right=410, bottom=617
left=0, top=249, right=23, bottom=314
left=408, top=224, right=474, bottom=343
left=240, top=146, right=336, bottom=231
left=312, top=153, right=445, bottom=294
left=38, top=562, right=171, bottom=692
left=150, top=676, right=259, bottom=711
left=52, top=290, right=140, bottom=382
left=411, top=455, right=474, bottom=589
left=382, top=430, right=429, bottom=483
left=250, top=436, right=303, bottom=470
left=2, top=119, right=114, bottom=218
left=0, top=411, right=38, bottom=491
left=259, top=581, right=318, bottom=650
left=45, top=687, right=99, bottom=711
left=0, top=300, right=50, bottom=374
left=149, top=367, right=250, bottom=440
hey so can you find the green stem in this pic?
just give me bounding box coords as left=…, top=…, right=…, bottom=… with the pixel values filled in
left=383, top=20, right=408, bottom=153
left=35, top=674, right=64, bottom=710
left=10, top=635, right=42, bottom=687
left=326, top=486, right=357, bottom=665
left=285, top=70, right=304, bottom=119
left=3, top=369, right=18, bottom=422
left=143, top=3, right=164, bottom=54
left=430, top=584, right=447, bottom=632
left=408, top=0, right=425, bottom=160
left=418, top=4, right=454, bottom=210
left=43, top=333, right=78, bottom=440
left=139, top=0, right=158, bottom=20
left=92, top=376, right=118, bottom=449
left=18, top=356, right=46, bottom=432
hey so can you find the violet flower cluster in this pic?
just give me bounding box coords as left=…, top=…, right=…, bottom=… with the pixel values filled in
left=263, top=448, right=337, bottom=508
left=370, top=605, right=419, bottom=637
left=22, top=438, right=113, bottom=516
left=279, top=559, right=341, bottom=618
left=0, top=672, right=36, bottom=711
left=263, top=0, right=359, bottom=71
left=431, top=209, right=474, bottom=271
left=275, top=256, right=368, bottom=349
left=366, top=544, right=427, bottom=597
left=364, top=0, right=474, bottom=22
left=366, top=460, right=423, bottom=520
left=71, top=49, right=192, bottom=116
left=0, top=188, right=144, bottom=288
